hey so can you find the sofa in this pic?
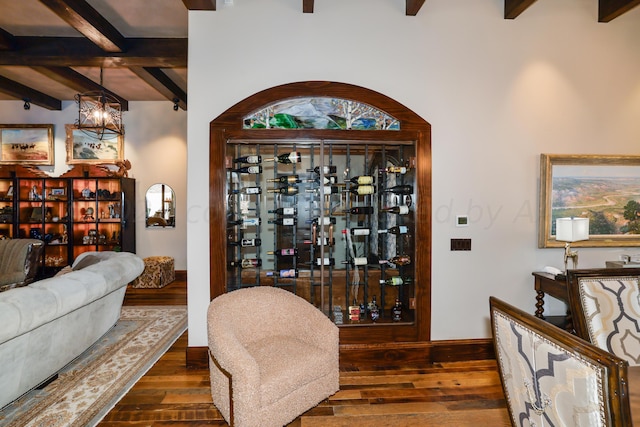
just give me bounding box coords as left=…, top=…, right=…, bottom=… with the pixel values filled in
left=0, top=251, right=144, bottom=409
left=0, top=239, right=44, bottom=292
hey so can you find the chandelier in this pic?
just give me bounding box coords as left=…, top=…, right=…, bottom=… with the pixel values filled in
left=75, top=68, right=123, bottom=140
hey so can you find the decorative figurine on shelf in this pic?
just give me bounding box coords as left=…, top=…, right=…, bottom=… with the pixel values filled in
left=30, top=185, right=41, bottom=201
left=81, top=188, right=92, bottom=199
left=61, top=225, right=68, bottom=243
left=82, top=207, right=95, bottom=221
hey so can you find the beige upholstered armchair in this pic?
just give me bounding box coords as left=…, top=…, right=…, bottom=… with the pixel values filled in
left=490, top=296, right=631, bottom=426
left=207, top=286, right=339, bottom=427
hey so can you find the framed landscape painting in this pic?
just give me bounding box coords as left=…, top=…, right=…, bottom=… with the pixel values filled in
left=539, top=154, right=640, bottom=248
left=0, top=124, right=54, bottom=165
left=65, top=124, right=124, bottom=164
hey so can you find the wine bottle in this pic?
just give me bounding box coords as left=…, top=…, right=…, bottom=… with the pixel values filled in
left=308, top=165, right=338, bottom=175
left=306, top=175, right=337, bottom=185
left=227, top=217, right=261, bottom=227
left=380, top=166, right=409, bottom=174
left=266, top=186, right=299, bottom=195
left=267, top=248, right=298, bottom=257
left=383, top=184, right=413, bottom=195
left=229, top=238, right=262, bottom=247
left=268, top=217, right=297, bottom=226
left=381, top=254, right=411, bottom=266
left=349, top=228, right=370, bottom=236
left=230, top=186, right=262, bottom=195
left=381, top=205, right=410, bottom=215
left=234, top=155, right=262, bottom=164
left=232, top=165, right=262, bottom=174
left=378, top=225, right=408, bottom=235
left=349, top=175, right=374, bottom=185
left=305, top=185, right=340, bottom=195
left=228, top=258, right=262, bottom=268
left=308, top=216, right=336, bottom=225
left=380, top=276, right=413, bottom=286
left=392, top=298, right=402, bottom=321
left=342, top=254, right=382, bottom=267
left=267, top=175, right=301, bottom=184
left=268, top=207, right=297, bottom=215
left=266, top=268, right=299, bottom=278
left=369, top=296, right=379, bottom=322
left=264, top=151, right=301, bottom=164
left=314, top=257, right=335, bottom=266
left=302, top=237, right=335, bottom=246
left=349, top=185, right=375, bottom=195
left=343, top=206, right=374, bottom=215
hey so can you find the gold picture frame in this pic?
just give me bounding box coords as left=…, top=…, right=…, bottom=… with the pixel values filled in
left=65, top=124, right=124, bottom=164
left=0, top=124, right=54, bottom=165
left=539, top=154, right=640, bottom=248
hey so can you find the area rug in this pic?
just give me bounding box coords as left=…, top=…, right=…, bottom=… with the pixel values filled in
left=0, top=305, right=187, bottom=427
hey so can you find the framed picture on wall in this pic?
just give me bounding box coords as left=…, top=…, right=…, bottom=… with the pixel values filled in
left=65, top=124, right=124, bottom=164
left=538, top=154, right=640, bottom=248
left=0, top=124, right=54, bottom=165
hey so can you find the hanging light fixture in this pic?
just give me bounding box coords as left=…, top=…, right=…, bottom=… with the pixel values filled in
left=75, top=68, right=123, bottom=140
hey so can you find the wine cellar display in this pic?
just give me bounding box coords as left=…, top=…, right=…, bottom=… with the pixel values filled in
left=210, top=81, right=431, bottom=351
left=0, top=168, right=135, bottom=277
left=226, top=143, right=416, bottom=327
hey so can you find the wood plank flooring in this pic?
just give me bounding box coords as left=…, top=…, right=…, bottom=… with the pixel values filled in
left=100, top=278, right=510, bottom=426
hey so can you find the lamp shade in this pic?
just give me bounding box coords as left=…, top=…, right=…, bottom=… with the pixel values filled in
left=555, top=217, right=589, bottom=242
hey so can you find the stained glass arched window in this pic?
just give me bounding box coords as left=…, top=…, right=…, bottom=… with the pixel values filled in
left=243, top=97, right=400, bottom=130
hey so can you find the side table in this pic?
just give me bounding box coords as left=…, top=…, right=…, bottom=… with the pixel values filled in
left=532, top=271, right=573, bottom=333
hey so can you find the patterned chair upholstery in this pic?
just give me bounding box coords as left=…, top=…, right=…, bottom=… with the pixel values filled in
left=490, top=296, right=631, bottom=426
left=567, top=268, right=640, bottom=367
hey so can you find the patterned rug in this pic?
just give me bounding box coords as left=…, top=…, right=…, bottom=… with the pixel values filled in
left=0, top=305, right=188, bottom=427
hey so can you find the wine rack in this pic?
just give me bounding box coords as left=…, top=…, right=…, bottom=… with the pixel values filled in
left=225, top=142, right=417, bottom=327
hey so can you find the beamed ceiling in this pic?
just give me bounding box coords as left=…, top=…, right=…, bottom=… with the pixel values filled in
left=0, top=0, right=638, bottom=111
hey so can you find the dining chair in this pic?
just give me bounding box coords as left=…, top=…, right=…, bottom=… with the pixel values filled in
left=490, top=296, right=631, bottom=426
left=566, top=268, right=640, bottom=366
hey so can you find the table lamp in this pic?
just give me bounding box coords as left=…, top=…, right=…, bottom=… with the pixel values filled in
left=555, top=217, right=589, bottom=272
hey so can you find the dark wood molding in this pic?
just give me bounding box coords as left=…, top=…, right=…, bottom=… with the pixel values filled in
left=504, top=0, right=538, bottom=19
left=32, top=66, right=129, bottom=111
left=599, top=0, right=640, bottom=22
left=303, top=0, right=314, bottom=13
left=187, top=339, right=495, bottom=370
left=182, top=0, right=216, bottom=11
left=129, top=67, right=187, bottom=110
left=186, top=346, right=210, bottom=369
left=39, top=0, right=127, bottom=52
left=0, top=27, right=17, bottom=50
left=1, top=37, right=187, bottom=68
left=0, top=75, right=61, bottom=110
left=406, top=0, right=426, bottom=16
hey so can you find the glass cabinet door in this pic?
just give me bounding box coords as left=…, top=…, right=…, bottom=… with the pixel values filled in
left=225, top=140, right=416, bottom=327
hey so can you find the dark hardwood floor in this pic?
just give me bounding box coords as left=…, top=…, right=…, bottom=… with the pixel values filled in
left=100, top=276, right=510, bottom=426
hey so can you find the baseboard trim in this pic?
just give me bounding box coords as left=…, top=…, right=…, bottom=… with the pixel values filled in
left=187, top=338, right=494, bottom=369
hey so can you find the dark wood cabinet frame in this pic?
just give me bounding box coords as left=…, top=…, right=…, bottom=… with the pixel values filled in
left=209, top=81, right=433, bottom=361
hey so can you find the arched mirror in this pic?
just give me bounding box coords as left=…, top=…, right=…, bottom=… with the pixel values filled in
left=145, top=183, right=175, bottom=228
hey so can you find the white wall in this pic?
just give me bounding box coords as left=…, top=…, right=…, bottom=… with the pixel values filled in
left=187, top=0, right=640, bottom=346
left=0, top=100, right=188, bottom=269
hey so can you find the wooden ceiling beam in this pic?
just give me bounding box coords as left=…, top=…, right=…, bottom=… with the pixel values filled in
left=31, top=66, right=129, bottom=111
left=303, top=0, right=314, bottom=13
left=39, top=0, right=127, bottom=52
left=0, top=37, right=187, bottom=68
left=0, top=75, right=62, bottom=110
left=504, top=0, right=538, bottom=19
left=182, top=0, right=216, bottom=10
left=129, top=67, right=187, bottom=110
left=406, top=0, right=425, bottom=16
left=599, top=0, right=640, bottom=22
left=0, top=27, right=17, bottom=50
